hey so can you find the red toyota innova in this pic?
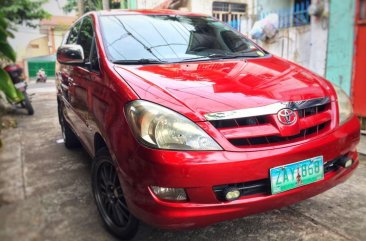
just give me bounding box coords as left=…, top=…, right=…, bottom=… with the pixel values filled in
left=56, top=10, right=360, bottom=240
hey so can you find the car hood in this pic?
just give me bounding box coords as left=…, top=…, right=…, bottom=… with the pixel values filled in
left=114, top=56, right=333, bottom=120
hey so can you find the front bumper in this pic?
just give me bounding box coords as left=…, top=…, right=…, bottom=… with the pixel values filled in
left=118, top=116, right=360, bottom=229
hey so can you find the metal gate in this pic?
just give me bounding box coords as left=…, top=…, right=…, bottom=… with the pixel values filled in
left=352, top=0, right=366, bottom=117
left=28, top=61, right=55, bottom=78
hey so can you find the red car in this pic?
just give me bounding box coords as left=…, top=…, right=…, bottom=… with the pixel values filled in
left=56, top=10, right=360, bottom=240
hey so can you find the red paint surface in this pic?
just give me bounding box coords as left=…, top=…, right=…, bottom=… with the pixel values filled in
left=115, top=57, right=334, bottom=118
left=56, top=10, right=361, bottom=229
left=353, top=0, right=366, bottom=117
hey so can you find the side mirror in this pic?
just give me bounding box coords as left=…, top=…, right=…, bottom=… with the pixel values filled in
left=57, top=44, right=84, bottom=65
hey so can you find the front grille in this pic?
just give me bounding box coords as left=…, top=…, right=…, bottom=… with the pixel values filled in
left=210, top=115, right=268, bottom=129
left=229, top=122, right=329, bottom=147
left=213, top=155, right=346, bottom=201
left=209, top=101, right=332, bottom=148
left=298, top=103, right=329, bottom=118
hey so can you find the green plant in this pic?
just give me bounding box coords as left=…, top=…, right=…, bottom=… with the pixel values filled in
left=0, top=0, right=50, bottom=63
left=63, top=0, right=104, bottom=14
left=0, top=0, right=51, bottom=28
left=0, top=14, right=15, bottom=62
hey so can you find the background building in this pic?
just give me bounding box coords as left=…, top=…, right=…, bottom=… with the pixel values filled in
left=22, top=16, right=76, bottom=79
left=9, top=0, right=75, bottom=80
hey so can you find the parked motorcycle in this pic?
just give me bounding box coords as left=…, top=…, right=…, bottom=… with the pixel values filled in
left=0, top=64, right=34, bottom=115
left=36, top=68, right=47, bottom=83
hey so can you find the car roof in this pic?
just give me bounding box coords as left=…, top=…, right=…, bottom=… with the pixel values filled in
left=94, top=9, right=208, bottom=17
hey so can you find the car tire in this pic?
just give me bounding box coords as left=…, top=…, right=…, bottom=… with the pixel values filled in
left=92, top=148, right=139, bottom=240
left=58, top=105, right=81, bottom=149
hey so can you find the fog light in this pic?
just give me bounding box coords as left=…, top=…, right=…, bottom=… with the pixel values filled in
left=344, top=159, right=353, bottom=168
left=150, top=186, right=187, bottom=201
left=224, top=187, right=240, bottom=201
left=338, top=158, right=353, bottom=168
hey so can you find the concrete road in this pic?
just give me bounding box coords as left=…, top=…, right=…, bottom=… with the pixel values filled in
left=0, top=82, right=365, bottom=241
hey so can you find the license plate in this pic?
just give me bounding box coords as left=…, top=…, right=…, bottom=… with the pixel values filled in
left=14, top=82, right=26, bottom=90
left=270, top=156, right=324, bottom=194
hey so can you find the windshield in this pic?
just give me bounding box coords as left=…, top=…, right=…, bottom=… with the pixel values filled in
left=99, top=14, right=267, bottom=64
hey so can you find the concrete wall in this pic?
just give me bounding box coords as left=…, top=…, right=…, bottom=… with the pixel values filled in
left=325, top=0, right=355, bottom=94
left=247, top=0, right=329, bottom=77
left=259, top=25, right=312, bottom=69
left=24, top=37, right=49, bottom=59
left=256, top=0, right=291, bottom=13
left=308, top=8, right=329, bottom=77
left=53, top=30, right=66, bottom=54
left=136, top=0, right=165, bottom=9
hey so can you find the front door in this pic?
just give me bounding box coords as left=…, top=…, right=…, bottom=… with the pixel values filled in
left=353, top=0, right=366, bottom=117
left=70, top=15, right=95, bottom=154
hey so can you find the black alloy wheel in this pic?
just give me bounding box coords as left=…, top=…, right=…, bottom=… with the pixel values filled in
left=92, top=148, right=139, bottom=240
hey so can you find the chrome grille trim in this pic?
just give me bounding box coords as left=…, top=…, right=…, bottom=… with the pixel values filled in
left=204, top=97, right=330, bottom=121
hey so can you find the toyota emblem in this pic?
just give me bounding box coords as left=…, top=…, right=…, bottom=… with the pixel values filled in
left=277, top=109, right=297, bottom=125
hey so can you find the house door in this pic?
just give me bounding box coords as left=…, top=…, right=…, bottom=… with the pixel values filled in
left=353, top=0, right=366, bottom=117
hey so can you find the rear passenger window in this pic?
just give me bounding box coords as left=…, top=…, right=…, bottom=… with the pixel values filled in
left=78, top=16, right=94, bottom=60
left=67, top=21, right=81, bottom=44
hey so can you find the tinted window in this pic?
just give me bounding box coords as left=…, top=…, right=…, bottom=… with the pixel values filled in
left=78, top=16, right=94, bottom=59
left=221, top=31, right=249, bottom=52
left=90, top=38, right=100, bottom=71
left=100, top=15, right=265, bottom=63
left=67, top=21, right=81, bottom=44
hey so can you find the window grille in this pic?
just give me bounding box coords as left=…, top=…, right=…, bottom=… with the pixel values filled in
left=259, top=0, right=311, bottom=29
left=212, top=2, right=247, bottom=31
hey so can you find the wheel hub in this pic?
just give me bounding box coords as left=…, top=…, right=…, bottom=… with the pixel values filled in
left=96, top=162, right=131, bottom=227
left=105, top=185, right=118, bottom=203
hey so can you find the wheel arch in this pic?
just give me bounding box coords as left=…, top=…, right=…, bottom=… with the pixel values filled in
left=94, top=132, right=108, bottom=156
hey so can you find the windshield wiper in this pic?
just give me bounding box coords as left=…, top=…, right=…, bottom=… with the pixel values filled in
left=180, top=52, right=264, bottom=62
left=179, top=54, right=232, bottom=62
left=207, top=53, right=263, bottom=59
left=113, top=59, right=167, bottom=65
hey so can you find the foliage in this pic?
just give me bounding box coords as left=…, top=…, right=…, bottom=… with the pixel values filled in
left=0, top=0, right=51, bottom=28
left=0, top=14, right=15, bottom=62
left=0, top=0, right=50, bottom=63
left=63, top=0, right=103, bottom=14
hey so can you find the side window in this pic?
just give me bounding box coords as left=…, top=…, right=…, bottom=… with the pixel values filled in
left=78, top=16, right=94, bottom=60
left=67, top=21, right=81, bottom=44
left=90, top=38, right=100, bottom=72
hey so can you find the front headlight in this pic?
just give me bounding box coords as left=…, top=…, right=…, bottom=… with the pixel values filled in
left=333, top=84, right=353, bottom=125
left=125, top=100, right=222, bottom=150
